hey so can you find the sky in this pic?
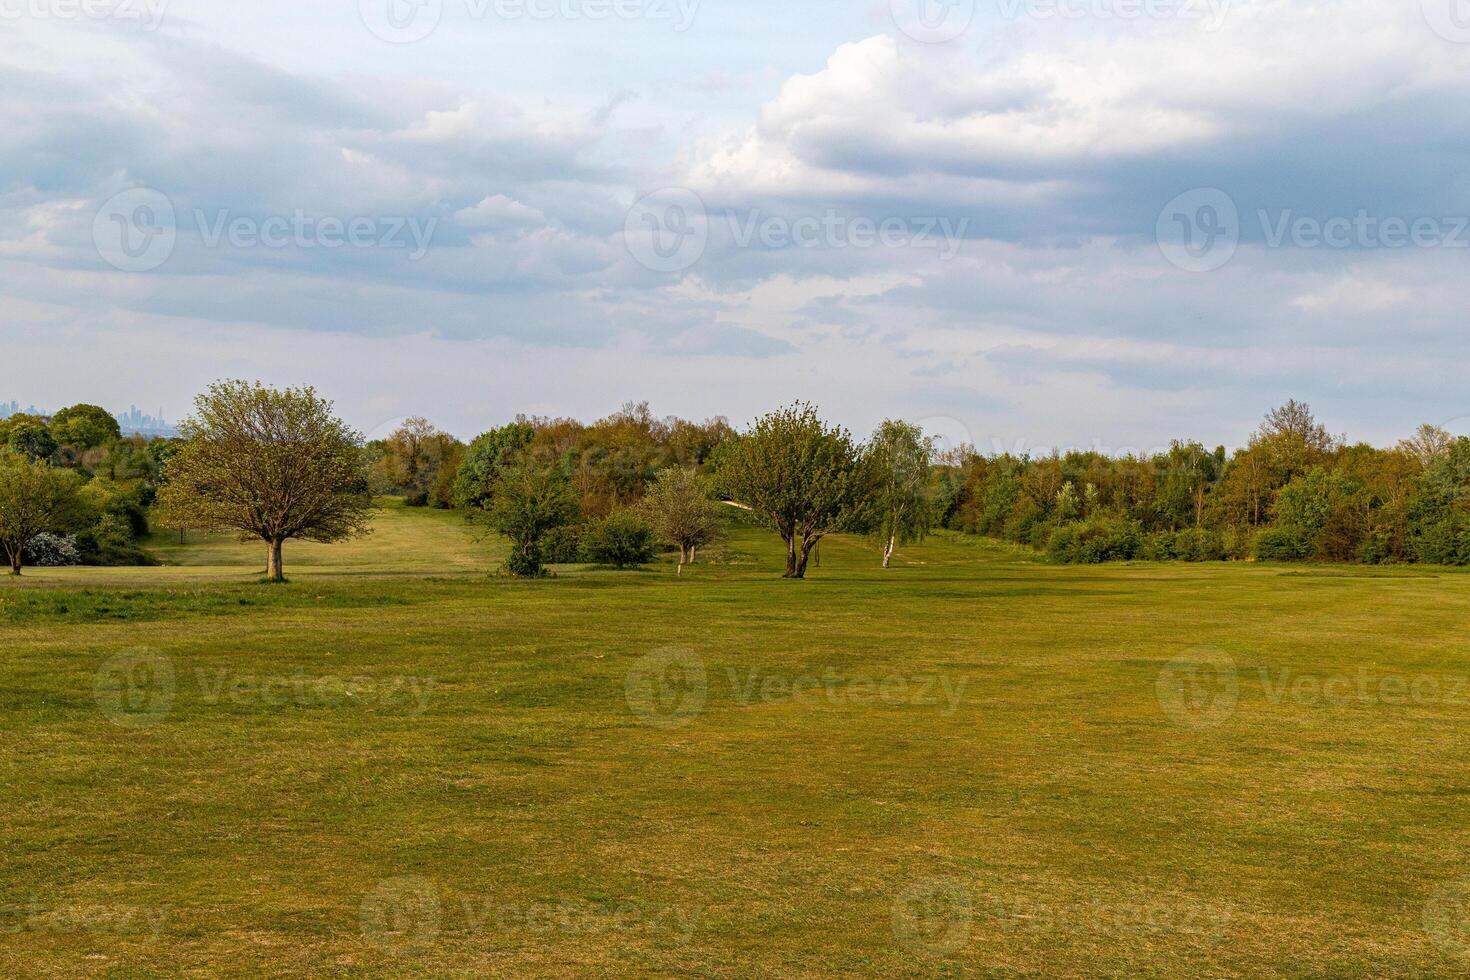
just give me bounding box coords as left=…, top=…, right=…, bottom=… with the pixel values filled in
left=3, top=0, right=1470, bottom=450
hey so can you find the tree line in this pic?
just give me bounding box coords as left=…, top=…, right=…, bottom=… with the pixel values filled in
left=4, top=384, right=1468, bottom=578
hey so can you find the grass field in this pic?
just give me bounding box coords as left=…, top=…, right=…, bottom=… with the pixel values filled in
left=3, top=499, right=1470, bottom=977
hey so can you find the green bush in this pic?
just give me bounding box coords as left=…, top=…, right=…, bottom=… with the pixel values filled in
left=1173, top=528, right=1224, bottom=562
left=503, top=548, right=546, bottom=578
left=1253, top=528, right=1311, bottom=562
left=1412, top=517, right=1470, bottom=566
left=1046, top=518, right=1142, bottom=564
left=1139, top=532, right=1176, bottom=562
left=540, top=523, right=585, bottom=564
left=1222, top=526, right=1252, bottom=561
left=579, top=512, right=656, bottom=569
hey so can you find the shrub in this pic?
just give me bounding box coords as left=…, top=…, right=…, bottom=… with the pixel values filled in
left=579, top=512, right=656, bottom=569
left=1412, top=517, right=1470, bottom=566
left=404, top=489, right=430, bottom=508
left=1221, top=526, right=1252, bottom=561
left=1173, top=528, right=1224, bottom=562
left=22, top=532, right=80, bottom=567
left=1253, top=527, right=1311, bottom=562
left=503, top=548, right=546, bottom=578
left=1046, top=518, right=1142, bottom=564
left=75, top=513, right=159, bottom=566
left=1139, top=532, right=1176, bottom=562
left=539, top=523, right=585, bottom=565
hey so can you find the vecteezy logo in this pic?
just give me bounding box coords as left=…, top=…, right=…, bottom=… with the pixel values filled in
left=1156, top=646, right=1238, bottom=730
left=624, top=187, right=708, bottom=273
left=1424, top=878, right=1470, bottom=956
left=1423, top=0, right=1470, bottom=43
left=914, top=416, right=975, bottom=459
left=93, top=188, right=177, bottom=273
left=625, top=647, right=708, bottom=728
left=891, top=877, right=973, bottom=955
left=359, top=0, right=443, bottom=43
left=93, top=649, right=176, bottom=728
left=361, top=876, right=443, bottom=952
left=890, top=0, right=975, bottom=43
left=1156, top=188, right=1240, bottom=273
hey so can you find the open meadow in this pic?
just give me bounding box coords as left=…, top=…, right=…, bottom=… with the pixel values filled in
left=3, top=500, right=1470, bottom=977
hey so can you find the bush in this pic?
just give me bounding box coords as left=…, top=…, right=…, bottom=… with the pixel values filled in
left=22, top=532, right=80, bottom=566
left=503, top=548, right=546, bottom=578
left=579, top=512, right=656, bottom=569
left=75, top=513, right=157, bottom=566
left=539, top=523, right=585, bottom=564
left=1139, top=532, right=1176, bottom=562
left=1222, top=526, right=1252, bottom=561
left=1412, top=517, right=1470, bottom=566
left=1253, top=527, right=1312, bottom=562
left=404, top=489, right=430, bottom=508
left=1046, top=518, right=1142, bottom=564
left=1173, top=528, right=1224, bottom=562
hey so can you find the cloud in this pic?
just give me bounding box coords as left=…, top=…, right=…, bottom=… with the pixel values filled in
left=4, top=2, right=1470, bottom=447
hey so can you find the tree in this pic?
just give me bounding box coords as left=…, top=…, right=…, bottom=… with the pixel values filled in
left=377, top=416, right=458, bottom=503
left=718, top=403, right=876, bottom=579
left=1260, top=399, right=1337, bottom=454
left=580, top=511, right=656, bottom=569
left=50, top=404, right=121, bottom=449
left=154, top=381, right=374, bottom=582
left=867, top=420, right=933, bottom=568
left=639, top=467, right=724, bottom=566
left=483, top=460, right=579, bottom=577
left=0, top=450, right=84, bottom=575
left=6, top=420, right=57, bottom=463
left=453, top=422, right=536, bottom=510
left=1399, top=424, right=1454, bottom=469
left=1155, top=441, right=1225, bottom=530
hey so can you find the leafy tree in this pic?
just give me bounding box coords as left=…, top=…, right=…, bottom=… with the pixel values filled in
left=1155, top=441, right=1225, bottom=530
left=639, top=467, right=724, bottom=566
left=580, top=511, right=656, bottom=569
left=483, top=460, right=579, bottom=577
left=0, top=450, right=84, bottom=575
left=866, top=420, right=933, bottom=568
left=1272, top=467, right=1370, bottom=561
left=717, top=403, right=876, bottom=579
left=154, top=381, right=374, bottom=582
left=376, top=417, right=458, bottom=504
left=454, top=422, right=536, bottom=510
left=50, top=404, right=121, bottom=449
left=6, top=420, right=57, bottom=462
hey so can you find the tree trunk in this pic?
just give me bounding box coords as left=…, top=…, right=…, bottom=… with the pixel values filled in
left=794, top=543, right=812, bottom=578
left=882, top=534, right=895, bottom=568
left=783, top=536, right=799, bottom=578
left=689, top=545, right=697, bottom=563
left=265, top=537, right=285, bottom=582
left=678, top=543, right=688, bottom=565
left=6, top=544, right=20, bottom=576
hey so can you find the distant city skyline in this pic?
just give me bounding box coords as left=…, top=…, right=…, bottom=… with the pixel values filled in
left=0, top=400, right=177, bottom=437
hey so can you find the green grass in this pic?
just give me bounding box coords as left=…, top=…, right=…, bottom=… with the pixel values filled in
left=3, top=502, right=1470, bottom=976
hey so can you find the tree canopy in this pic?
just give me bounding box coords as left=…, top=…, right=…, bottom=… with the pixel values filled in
left=717, top=403, right=876, bottom=578
left=154, top=381, right=374, bottom=581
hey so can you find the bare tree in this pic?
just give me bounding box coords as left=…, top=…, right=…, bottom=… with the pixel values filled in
left=1260, top=399, right=1338, bottom=453
left=1398, top=423, right=1454, bottom=468
left=155, top=381, right=374, bottom=582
